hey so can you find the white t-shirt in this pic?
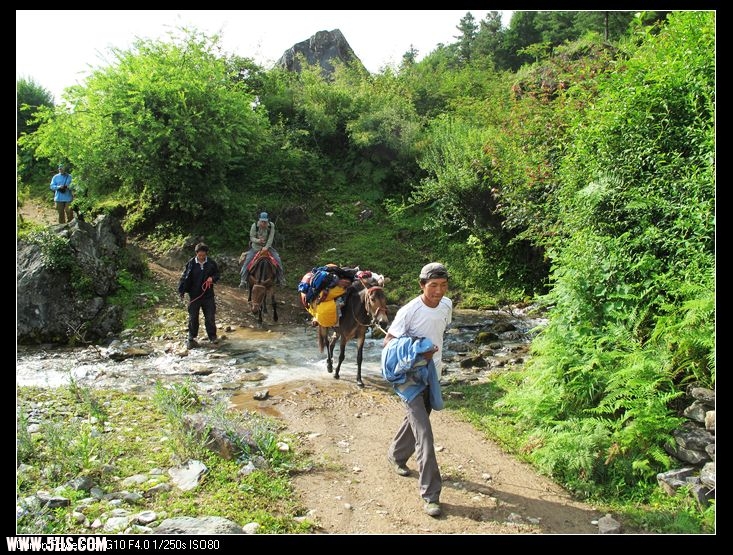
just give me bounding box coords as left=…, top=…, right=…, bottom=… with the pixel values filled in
left=387, top=295, right=452, bottom=372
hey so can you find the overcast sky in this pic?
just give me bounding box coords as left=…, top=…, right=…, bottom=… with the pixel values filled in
left=16, top=10, right=512, bottom=103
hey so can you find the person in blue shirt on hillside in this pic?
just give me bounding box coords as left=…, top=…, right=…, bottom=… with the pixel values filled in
left=50, top=164, right=74, bottom=224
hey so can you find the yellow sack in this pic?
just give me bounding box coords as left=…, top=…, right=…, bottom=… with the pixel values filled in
left=307, top=286, right=346, bottom=327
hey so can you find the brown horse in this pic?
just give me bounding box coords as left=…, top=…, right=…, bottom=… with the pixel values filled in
left=317, top=280, right=389, bottom=387
left=247, top=253, right=279, bottom=325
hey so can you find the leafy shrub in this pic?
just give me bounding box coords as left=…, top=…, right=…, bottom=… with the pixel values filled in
left=26, top=229, right=73, bottom=272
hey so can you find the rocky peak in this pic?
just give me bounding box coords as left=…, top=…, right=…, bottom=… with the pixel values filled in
left=277, top=29, right=364, bottom=78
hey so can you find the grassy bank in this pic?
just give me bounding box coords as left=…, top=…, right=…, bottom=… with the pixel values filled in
left=16, top=381, right=315, bottom=535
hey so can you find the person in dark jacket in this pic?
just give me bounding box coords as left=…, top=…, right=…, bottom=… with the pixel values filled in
left=178, top=242, right=220, bottom=349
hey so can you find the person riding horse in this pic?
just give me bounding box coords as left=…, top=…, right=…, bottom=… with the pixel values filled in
left=246, top=250, right=279, bottom=325
left=239, top=212, right=284, bottom=287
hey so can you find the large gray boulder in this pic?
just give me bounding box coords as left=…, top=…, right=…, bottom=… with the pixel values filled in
left=154, top=516, right=244, bottom=534
left=17, top=215, right=127, bottom=344
left=277, top=29, right=364, bottom=78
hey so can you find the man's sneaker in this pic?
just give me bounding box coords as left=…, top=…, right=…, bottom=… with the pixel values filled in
left=186, top=339, right=198, bottom=349
left=387, top=456, right=410, bottom=477
left=424, top=502, right=442, bottom=517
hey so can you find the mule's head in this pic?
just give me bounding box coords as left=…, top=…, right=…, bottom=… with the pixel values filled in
left=364, top=286, right=389, bottom=328
left=249, top=283, right=266, bottom=314
left=361, top=272, right=389, bottom=287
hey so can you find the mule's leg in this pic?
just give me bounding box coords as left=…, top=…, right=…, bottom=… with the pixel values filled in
left=355, top=331, right=366, bottom=387
left=261, top=287, right=269, bottom=316
left=329, top=332, right=340, bottom=377
left=318, top=327, right=334, bottom=373
left=272, top=293, right=278, bottom=322
left=324, top=328, right=336, bottom=374
left=335, top=336, right=348, bottom=381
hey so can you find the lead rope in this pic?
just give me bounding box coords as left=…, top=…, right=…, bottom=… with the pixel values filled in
left=188, top=279, right=211, bottom=304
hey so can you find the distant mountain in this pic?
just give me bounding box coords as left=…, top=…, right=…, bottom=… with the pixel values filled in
left=277, top=29, right=364, bottom=77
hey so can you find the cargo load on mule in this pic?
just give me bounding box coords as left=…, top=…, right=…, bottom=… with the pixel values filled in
left=297, top=265, right=383, bottom=326
left=297, top=264, right=389, bottom=387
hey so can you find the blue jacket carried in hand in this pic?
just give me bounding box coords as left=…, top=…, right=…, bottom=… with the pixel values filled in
left=381, top=336, right=444, bottom=410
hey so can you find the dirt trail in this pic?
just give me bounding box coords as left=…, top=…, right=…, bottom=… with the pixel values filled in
left=18, top=199, right=604, bottom=534
left=235, top=378, right=602, bottom=534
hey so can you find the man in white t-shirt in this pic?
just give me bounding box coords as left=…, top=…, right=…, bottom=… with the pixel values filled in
left=382, top=262, right=452, bottom=517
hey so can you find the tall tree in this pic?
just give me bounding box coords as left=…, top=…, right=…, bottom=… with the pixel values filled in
left=17, top=77, right=53, bottom=139
left=534, top=11, right=577, bottom=45
left=25, top=29, right=271, bottom=229
left=400, top=45, right=419, bottom=70
left=573, top=11, right=636, bottom=41
left=503, top=11, right=542, bottom=70
left=473, top=10, right=505, bottom=67
left=17, top=77, right=55, bottom=186
left=455, top=12, right=478, bottom=63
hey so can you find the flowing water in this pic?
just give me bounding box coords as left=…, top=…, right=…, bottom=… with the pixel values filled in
left=16, top=324, right=387, bottom=394
left=16, top=307, right=546, bottom=398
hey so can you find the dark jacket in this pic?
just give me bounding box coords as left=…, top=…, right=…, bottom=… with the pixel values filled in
left=178, top=257, right=220, bottom=299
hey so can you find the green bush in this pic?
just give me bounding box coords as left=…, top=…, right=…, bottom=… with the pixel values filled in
left=26, top=229, right=73, bottom=272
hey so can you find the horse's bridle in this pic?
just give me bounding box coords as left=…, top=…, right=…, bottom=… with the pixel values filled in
left=350, top=285, right=388, bottom=334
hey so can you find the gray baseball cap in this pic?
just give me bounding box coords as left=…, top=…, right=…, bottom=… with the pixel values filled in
left=419, top=262, right=449, bottom=280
